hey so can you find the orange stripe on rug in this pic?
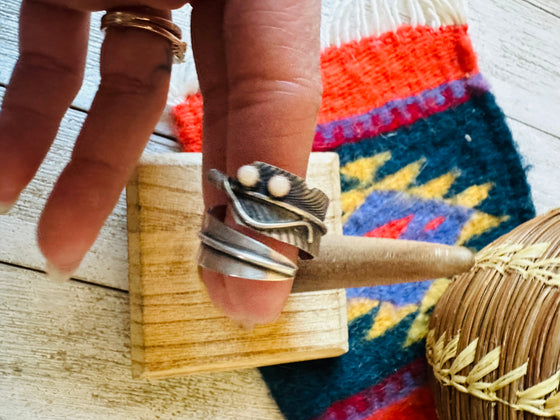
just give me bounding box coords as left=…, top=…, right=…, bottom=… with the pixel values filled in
left=173, top=24, right=478, bottom=152
left=319, top=24, right=477, bottom=123
left=174, top=93, right=203, bottom=153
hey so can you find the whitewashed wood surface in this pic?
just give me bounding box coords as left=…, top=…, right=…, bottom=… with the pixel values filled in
left=0, top=0, right=558, bottom=418
left=0, top=264, right=283, bottom=420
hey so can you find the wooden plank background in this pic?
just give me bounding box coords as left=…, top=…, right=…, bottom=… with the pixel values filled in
left=0, top=265, right=283, bottom=419
left=0, top=0, right=558, bottom=418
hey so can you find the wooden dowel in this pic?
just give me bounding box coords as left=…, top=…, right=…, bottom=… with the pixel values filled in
left=292, top=236, right=474, bottom=293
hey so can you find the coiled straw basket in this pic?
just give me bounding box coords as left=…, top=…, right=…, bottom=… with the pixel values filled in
left=429, top=208, right=560, bottom=419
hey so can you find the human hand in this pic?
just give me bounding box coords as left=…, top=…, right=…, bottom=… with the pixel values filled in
left=0, top=0, right=322, bottom=327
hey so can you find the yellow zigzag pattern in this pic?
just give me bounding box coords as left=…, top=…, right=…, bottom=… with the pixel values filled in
left=367, top=302, right=417, bottom=340
left=347, top=298, right=380, bottom=322
left=342, top=152, right=511, bottom=345
left=340, top=152, right=508, bottom=245
left=346, top=278, right=453, bottom=346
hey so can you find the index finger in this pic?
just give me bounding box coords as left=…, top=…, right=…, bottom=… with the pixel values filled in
left=38, top=8, right=174, bottom=275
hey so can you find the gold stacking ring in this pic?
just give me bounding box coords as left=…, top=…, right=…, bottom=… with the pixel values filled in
left=101, top=9, right=187, bottom=63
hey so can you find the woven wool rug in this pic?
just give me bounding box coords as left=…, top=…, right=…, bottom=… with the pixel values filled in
left=170, top=0, right=535, bottom=418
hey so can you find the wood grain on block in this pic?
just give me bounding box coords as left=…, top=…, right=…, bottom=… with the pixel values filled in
left=127, top=152, right=348, bottom=379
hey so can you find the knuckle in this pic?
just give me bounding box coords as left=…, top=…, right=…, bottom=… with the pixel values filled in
left=200, top=80, right=228, bottom=104
left=99, top=69, right=169, bottom=98
left=2, top=102, right=55, bottom=123
left=230, top=74, right=323, bottom=112
left=18, top=51, right=83, bottom=90
left=69, top=155, right=126, bottom=179
left=199, top=82, right=228, bottom=124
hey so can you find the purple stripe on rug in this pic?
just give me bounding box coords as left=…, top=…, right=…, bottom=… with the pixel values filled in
left=313, top=358, right=429, bottom=420
left=313, top=74, right=489, bottom=151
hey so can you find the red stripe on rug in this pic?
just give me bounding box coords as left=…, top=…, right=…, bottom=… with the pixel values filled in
left=365, top=387, right=438, bottom=420
left=314, top=358, right=429, bottom=420
left=365, top=215, right=414, bottom=239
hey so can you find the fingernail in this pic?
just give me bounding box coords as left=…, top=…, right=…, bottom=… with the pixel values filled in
left=45, top=261, right=73, bottom=282
left=0, top=201, right=15, bottom=215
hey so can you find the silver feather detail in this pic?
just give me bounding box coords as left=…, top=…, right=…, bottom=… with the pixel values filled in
left=206, top=163, right=329, bottom=258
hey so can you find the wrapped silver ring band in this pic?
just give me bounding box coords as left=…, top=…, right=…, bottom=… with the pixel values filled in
left=198, top=207, right=298, bottom=281
left=198, top=163, right=330, bottom=281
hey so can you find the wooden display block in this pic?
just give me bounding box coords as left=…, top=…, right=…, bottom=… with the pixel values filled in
left=126, top=152, right=348, bottom=379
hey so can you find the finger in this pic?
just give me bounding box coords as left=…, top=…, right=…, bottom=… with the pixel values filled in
left=190, top=0, right=279, bottom=326
left=190, top=1, right=243, bottom=316
left=42, top=0, right=188, bottom=12
left=190, top=0, right=228, bottom=211
left=0, top=0, right=88, bottom=209
left=217, top=0, right=323, bottom=324
left=38, top=9, right=173, bottom=274
left=224, top=0, right=322, bottom=173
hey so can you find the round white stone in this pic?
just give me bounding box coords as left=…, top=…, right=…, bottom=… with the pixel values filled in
left=267, top=174, right=291, bottom=197
left=237, top=165, right=260, bottom=187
